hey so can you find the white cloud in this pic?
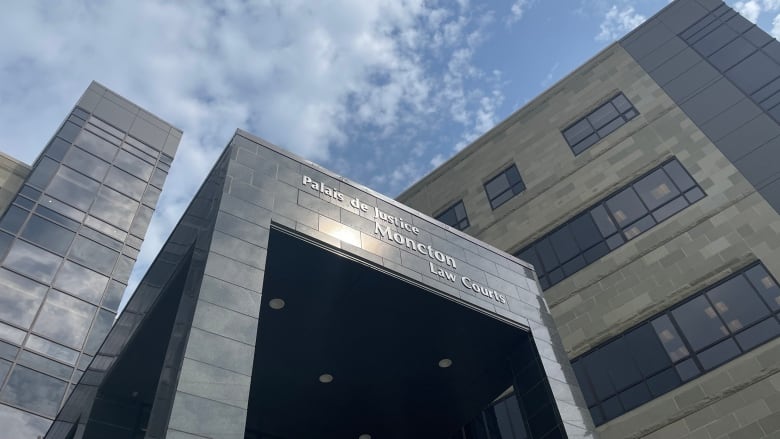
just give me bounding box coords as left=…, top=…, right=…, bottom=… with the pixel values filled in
left=731, top=0, right=780, bottom=23
left=0, top=0, right=509, bottom=307
left=596, top=5, right=646, bottom=42
left=735, top=0, right=762, bottom=22
left=507, top=0, right=531, bottom=25
left=772, top=13, right=780, bottom=38
left=541, top=62, right=561, bottom=88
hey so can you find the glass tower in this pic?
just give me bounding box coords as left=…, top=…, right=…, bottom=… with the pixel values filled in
left=0, top=82, right=180, bottom=438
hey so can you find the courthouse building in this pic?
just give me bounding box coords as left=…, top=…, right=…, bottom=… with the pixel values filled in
left=0, top=0, right=778, bottom=438
left=400, top=0, right=780, bottom=438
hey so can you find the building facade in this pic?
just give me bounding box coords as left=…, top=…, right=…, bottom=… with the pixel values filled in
left=0, top=82, right=181, bottom=438
left=0, top=152, right=30, bottom=216
left=399, top=0, right=780, bottom=438
left=44, top=131, right=593, bottom=439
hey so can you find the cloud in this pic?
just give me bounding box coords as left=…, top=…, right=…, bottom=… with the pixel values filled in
left=732, top=0, right=780, bottom=23
left=735, top=0, right=762, bottom=22
left=507, top=0, right=531, bottom=25
left=595, top=5, right=646, bottom=42
left=0, top=0, right=514, bottom=308
left=541, top=62, right=561, bottom=88
left=773, top=13, right=780, bottom=38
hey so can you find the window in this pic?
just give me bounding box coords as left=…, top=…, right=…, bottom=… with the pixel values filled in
left=572, top=262, right=780, bottom=425
left=562, top=93, right=639, bottom=154
left=485, top=165, right=526, bottom=210
left=436, top=200, right=470, bottom=231
left=516, top=159, right=704, bottom=290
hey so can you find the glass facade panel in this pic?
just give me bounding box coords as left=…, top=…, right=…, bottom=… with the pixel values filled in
left=32, top=291, right=95, bottom=349
left=572, top=262, right=780, bottom=425
left=84, top=309, right=114, bottom=355
left=62, top=146, right=110, bottom=181
left=90, top=186, right=138, bottom=231
left=0, top=365, right=67, bottom=416
left=115, top=150, right=154, bottom=181
left=0, top=205, right=29, bottom=234
left=0, top=405, right=51, bottom=439
left=20, top=215, right=75, bottom=255
left=73, top=130, right=118, bottom=162
left=53, top=261, right=109, bottom=304
left=105, top=167, right=147, bottom=200
left=26, top=157, right=59, bottom=189
left=516, top=159, right=704, bottom=289
left=46, top=166, right=100, bottom=211
left=0, top=268, right=48, bottom=328
left=3, top=240, right=62, bottom=284
left=0, top=322, right=25, bottom=345
left=25, top=334, right=79, bottom=365
left=69, top=236, right=119, bottom=275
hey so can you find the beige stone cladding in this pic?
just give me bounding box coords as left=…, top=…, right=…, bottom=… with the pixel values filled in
left=399, top=43, right=780, bottom=438
left=0, top=152, right=30, bottom=215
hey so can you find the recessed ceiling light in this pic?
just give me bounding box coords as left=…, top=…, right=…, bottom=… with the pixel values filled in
left=438, top=358, right=452, bottom=368
left=319, top=373, right=334, bottom=383
left=358, top=435, right=372, bottom=439
left=269, top=298, right=285, bottom=310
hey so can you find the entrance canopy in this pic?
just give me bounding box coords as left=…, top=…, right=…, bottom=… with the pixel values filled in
left=246, top=227, right=530, bottom=438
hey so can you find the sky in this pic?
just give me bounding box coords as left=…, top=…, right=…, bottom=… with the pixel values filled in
left=0, top=0, right=778, bottom=308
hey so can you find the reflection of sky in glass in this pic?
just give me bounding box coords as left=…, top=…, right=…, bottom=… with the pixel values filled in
left=45, top=166, right=100, bottom=211
left=0, top=404, right=51, bottom=438
left=0, top=268, right=47, bottom=328
left=53, top=261, right=109, bottom=304
left=3, top=240, right=62, bottom=283
left=105, top=167, right=147, bottom=200
left=25, top=334, right=79, bottom=365
left=69, top=236, right=119, bottom=275
left=85, top=309, right=114, bottom=355
left=90, top=186, right=138, bottom=230
left=0, top=322, right=25, bottom=345
left=32, top=290, right=95, bottom=349
left=116, top=149, right=153, bottom=180
left=0, top=365, right=67, bottom=416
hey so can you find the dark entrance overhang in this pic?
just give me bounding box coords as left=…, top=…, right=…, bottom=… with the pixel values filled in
left=246, top=226, right=531, bottom=438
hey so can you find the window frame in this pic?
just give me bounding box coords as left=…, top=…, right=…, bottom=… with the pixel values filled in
left=434, top=200, right=470, bottom=231
left=484, top=164, right=526, bottom=210
left=516, top=158, right=704, bottom=290
left=562, top=93, right=639, bottom=155
left=572, top=261, right=780, bottom=425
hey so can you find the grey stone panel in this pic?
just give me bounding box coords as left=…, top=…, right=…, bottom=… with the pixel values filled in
left=224, top=130, right=596, bottom=437
left=734, top=138, right=780, bottom=189
left=698, top=97, right=762, bottom=141
left=758, top=177, right=780, bottom=210
left=622, top=1, right=780, bottom=218
left=679, top=77, right=744, bottom=123
left=716, top=114, right=780, bottom=162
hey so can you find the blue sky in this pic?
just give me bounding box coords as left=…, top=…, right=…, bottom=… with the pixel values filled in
left=0, top=0, right=777, bottom=305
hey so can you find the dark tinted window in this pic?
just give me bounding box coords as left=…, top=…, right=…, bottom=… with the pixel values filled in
left=484, top=165, right=526, bottom=209
left=436, top=200, right=470, bottom=231
left=517, top=159, right=702, bottom=289
left=562, top=93, right=639, bottom=154
left=572, top=262, right=780, bottom=425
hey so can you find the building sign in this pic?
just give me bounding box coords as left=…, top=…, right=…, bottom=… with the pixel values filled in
left=302, top=175, right=507, bottom=305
